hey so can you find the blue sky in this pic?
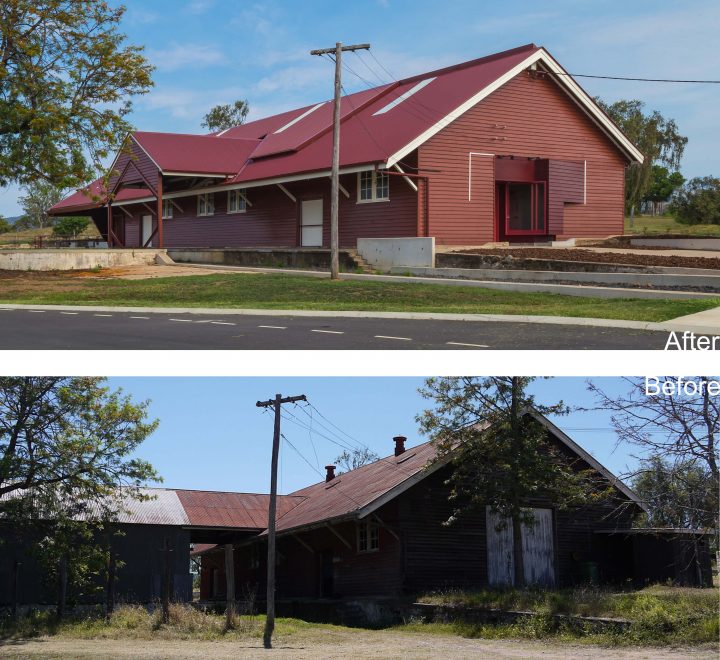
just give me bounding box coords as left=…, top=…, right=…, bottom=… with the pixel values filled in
left=110, top=377, right=641, bottom=495
left=1, top=0, right=718, bottom=217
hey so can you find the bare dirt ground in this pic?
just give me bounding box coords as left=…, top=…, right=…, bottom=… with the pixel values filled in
left=449, top=247, right=720, bottom=270
left=0, top=265, right=234, bottom=294
left=0, top=634, right=715, bottom=659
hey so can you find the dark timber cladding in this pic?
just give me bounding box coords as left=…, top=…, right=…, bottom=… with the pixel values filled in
left=50, top=44, right=642, bottom=247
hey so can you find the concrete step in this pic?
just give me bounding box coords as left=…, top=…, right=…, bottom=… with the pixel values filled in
left=390, top=266, right=720, bottom=293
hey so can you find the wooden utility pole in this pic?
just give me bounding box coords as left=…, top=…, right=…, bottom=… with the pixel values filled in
left=310, top=42, right=370, bottom=280
left=256, top=393, right=307, bottom=649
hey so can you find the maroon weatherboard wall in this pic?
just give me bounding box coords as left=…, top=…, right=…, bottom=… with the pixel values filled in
left=419, top=70, right=627, bottom=244
left=116, top=170, right=418, bottom=249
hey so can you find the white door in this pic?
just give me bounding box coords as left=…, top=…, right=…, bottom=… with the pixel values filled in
left=301, top=199, right=323, bottom=247
left=486, top=508, right=514, bottom=586
left=142, top=215, right=153, bottom=247
left=486, top=507, right=555, bottom=587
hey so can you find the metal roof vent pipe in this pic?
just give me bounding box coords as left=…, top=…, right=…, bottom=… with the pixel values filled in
left=393, top=435, right=407, bottom=457
left=325, top=465, right=336, bottom=482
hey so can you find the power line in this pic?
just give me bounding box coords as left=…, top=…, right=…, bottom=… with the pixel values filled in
left=557, top=72, right=720, bottom=84
left=304, top=400, right=371, bottom=452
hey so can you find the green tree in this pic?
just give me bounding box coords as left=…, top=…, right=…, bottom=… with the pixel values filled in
left=18, top=180, right=65, bottom=229
left=670, top=176, right=720, bottom=225
left=418, top=377, right=611, bottom=587
left=632, top=455, right=716, bottom=531
left=596, top=99, right=687, bottom=217
left=0, top=215, right=11, bottom=233
left=202, top=100, right=250, bottom=132
left=0, top=377, right=160, bottom=500
left=334, top=447, right=380, bottom=474
left=643, top=165, right=685, bottom=215
left=53, top=215, right=90, bottom=238
left=0, top=1, right=154, bottom=189
left=0, top=377, right=159, bottom=618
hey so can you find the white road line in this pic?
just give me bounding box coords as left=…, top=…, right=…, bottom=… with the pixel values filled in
left=446, top=341, right=490, bottom=348
left=94, top=314, right=113, bottom=317
left=258, top=325, right=287, bottom=330
left=210, top=321, right=236, bottom=326
left=27, top=310, right=45, bottom=313
left=374, top=335, right=412, bottom=341
left=0, top=308, right=13, bottom=311
left=60, top=312, right=78, bottom=315
left=130, top=316, right=149, bottom=320
left=311, top=329, right=345, bottom=335
left=168, top=318, right=193, bottom=323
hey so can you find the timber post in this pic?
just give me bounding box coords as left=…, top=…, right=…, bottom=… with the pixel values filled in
left=225, top=543, right=235, bottom=627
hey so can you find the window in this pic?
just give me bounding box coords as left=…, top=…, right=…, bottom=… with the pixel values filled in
left=357, top=170, right=389, bottom=203
left=357, top=519, right=379, bottom=553
left=197, top=193, right=215, bottom=216
left=228, top=189, right=247, bottom=214
left=162, top=199, right=173, bottom=219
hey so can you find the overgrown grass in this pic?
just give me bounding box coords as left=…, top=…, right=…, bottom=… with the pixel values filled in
left=0, top=603, right=343, bottom=642
left=625, top=215, right=720, bottom=237
left=0, top=272, right=718, bottom=322
left=412, top=585, right=720, bottom=646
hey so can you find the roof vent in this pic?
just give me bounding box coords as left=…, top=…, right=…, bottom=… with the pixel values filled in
left=325, top=465, right=336, bottom=482
left=393, top=435, right=406, bottom=457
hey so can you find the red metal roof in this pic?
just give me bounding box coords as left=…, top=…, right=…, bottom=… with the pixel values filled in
left=51, top=43, right=641, bottom=215
left=51, top=45, right=547, bottom=213
left=174, top=489, right=304, bottom=529
left=51, top=179, right=151, bottom=213
left=132, top=132, right=261, bottom=175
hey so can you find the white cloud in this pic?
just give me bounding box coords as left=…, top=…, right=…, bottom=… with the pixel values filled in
left=125, top=8, right=160, bottom=25
left=185, top=0, right=215, bottom=15
left=147, top=43, right=227, bottom=72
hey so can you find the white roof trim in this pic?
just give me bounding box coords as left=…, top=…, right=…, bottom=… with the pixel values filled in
left=274, top=102, right=326, bottom=134
left=164, top=172, right=230, bottom=178
left=535, top=49, right=644, bottom=163
left=130, top=134, right=163, bottom=173
left=529, top=411, right=645, bottom=509
left=385, top=49, right=643, bottom=168
left=373, top=78, right=436, bottom=116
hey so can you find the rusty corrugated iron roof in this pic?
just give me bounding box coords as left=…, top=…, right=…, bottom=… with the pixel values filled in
left=270, top=439, right=440, bottom=535
left=174, top=489, right=305, bottom=529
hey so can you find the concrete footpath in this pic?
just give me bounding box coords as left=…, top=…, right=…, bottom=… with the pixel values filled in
left=175, top=263, right=720, bottom=300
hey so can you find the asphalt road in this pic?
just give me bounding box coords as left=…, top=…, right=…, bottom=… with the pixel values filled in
left=0, top=307, right=673, bottom=349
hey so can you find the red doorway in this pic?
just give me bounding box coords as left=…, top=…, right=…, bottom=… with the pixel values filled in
left=495, top=181, right=547, bottom=241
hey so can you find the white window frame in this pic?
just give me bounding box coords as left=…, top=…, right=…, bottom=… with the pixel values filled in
left=356, top=170, right=390, bottom=203
left=227, top=189, right=247, bottom=214
left=162, top=199, right=173, bottom=220
left=197, top=193, right=215, bottom=217
left=357, top=518, right=379, bottom=553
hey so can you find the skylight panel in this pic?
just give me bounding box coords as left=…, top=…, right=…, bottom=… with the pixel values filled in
left=274, top=102, right=326, bottom=134
left=372, top=77, right=436, bottom=116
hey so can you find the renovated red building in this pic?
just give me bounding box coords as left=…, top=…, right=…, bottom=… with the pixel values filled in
left=50, top=44, right=642, bottom=248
